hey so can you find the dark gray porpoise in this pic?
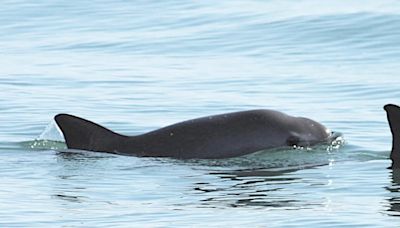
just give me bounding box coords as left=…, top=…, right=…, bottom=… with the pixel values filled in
left=384, top=104, right=400, bottom=169
left=55, top=109, right=333, bottom=159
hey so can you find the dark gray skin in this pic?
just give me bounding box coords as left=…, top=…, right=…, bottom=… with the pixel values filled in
left=384, top=104, right=400, bottom=169
left=55, top=109, right=334, bottom=159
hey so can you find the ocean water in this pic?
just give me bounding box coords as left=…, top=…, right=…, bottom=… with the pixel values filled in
left=1, top=0, right=400, bottom=227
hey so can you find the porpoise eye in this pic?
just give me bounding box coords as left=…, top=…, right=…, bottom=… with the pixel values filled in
left=286, top=135, right=300, bottom=146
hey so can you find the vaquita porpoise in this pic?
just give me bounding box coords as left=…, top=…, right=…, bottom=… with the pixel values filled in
left=384, top=104, right=400, bottom=169
left=55, top=109, right=339, bottom=159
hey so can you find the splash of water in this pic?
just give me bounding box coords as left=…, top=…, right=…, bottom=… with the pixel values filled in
left=29, top=120, right=67, bottom=150
left=38, top=120, right=65, bottom=142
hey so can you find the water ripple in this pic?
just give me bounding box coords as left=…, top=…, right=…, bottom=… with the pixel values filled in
left=1, top=0, right=400, bottom=226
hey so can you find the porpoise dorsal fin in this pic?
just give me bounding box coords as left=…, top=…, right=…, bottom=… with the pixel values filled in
left=384, top=104, right=400, bottom=169
left=55, top=114, right=126, bottom=153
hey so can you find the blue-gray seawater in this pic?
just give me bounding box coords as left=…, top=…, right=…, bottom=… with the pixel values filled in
left=1, top=1, right=400, bottom=227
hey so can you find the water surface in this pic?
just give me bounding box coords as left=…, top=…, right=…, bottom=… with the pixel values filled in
left=1, top=0, right=400, bottom=227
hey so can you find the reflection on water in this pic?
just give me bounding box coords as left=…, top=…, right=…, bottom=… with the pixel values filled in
left=53, top=149, right=324, bottom=210
left=386, top=170, right=400, bottom=216
left=53, top=194, right=86, bottom=203
left=51, top=151, right=118, bottom=208
left=56, top=150, right=116, bottom=162
left=1, top=142, right=400, bottom=226
left=194, top=168, right=305, bottom=209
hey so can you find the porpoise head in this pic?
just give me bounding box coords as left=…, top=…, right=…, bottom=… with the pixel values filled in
left=286, top=117, right=334, bottom=147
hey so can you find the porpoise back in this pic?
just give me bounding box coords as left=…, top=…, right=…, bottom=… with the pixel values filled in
left=55, top=109, right=332, bottom=159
